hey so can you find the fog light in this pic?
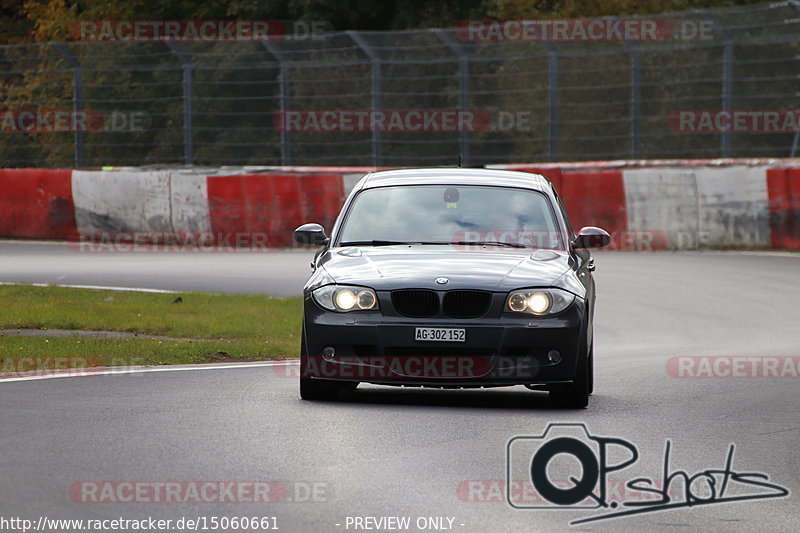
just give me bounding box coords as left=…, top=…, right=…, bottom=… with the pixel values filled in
left=322, top=346, right=336, bottom=360
left=547, top=350, right=561, bottom=364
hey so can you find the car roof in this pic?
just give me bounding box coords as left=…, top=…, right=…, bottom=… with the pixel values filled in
left=359, top=167, right=551, bottom=192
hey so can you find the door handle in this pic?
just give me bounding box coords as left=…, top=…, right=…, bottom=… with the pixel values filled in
left=587, top=258, right=595, bottom=272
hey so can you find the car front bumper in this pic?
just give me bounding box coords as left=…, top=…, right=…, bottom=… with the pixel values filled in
left=301, top=296, right=587, bottom=387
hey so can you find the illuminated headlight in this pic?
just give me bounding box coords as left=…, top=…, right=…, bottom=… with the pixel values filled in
left=312, top=285, right=378, bottom=312
left=505, top=288, right=575, bottom=316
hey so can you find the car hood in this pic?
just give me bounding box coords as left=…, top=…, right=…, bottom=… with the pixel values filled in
left=315, top=245, right=574, bottom=292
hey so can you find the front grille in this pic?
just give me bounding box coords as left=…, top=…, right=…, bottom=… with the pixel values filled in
left=391, top=290, right=439, bottom=318
left=443, top=290, right=492, bottom=318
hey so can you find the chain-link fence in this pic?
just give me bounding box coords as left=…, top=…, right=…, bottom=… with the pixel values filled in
left=1, top=1, right=799, bottom=168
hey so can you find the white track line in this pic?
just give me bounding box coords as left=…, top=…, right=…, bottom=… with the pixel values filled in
left=700, top=251, right=800, bottom=258
left=0, top=360, right=300, bottom=384
left=0, top=282, right=177, bottom=293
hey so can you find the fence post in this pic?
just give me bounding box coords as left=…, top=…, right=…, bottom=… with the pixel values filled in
left=720, top=41, right=734, bottom=158
left=165, top=42, right=193, bottom=165
left=701, top=12, right=733, bottom=158
left=628, top=42, right=642, bottom=159
left=544, top=43, right=559, bottom=162
left=347, top=31, right=382, bottom=166
left=262, top=42, right=292, bottom=165
left=52, top=43, right=84, bottom=168
left=434, top=29, right=471, bottom=166
left=790, top=0, right=800, bottom=156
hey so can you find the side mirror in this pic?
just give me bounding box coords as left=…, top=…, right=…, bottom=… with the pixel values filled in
left=294, top=223, right=329, bottom=246
left=574, top=226, right=611, bottom=249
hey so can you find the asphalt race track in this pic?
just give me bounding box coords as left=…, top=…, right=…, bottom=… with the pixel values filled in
left=1, top=241, right=798, bottom=532
left=0, top=240, right=311, bottom=296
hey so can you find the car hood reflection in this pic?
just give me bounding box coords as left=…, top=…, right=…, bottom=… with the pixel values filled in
left=318, top=245, right=572, bottom=291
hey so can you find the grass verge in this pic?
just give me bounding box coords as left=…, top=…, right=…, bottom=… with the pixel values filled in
left=0, top=285, right=302, bottom=373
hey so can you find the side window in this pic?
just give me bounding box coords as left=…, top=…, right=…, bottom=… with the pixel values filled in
left=553, top=190, right=575, bottom=238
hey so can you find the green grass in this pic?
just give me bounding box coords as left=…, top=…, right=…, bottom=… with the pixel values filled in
left=0, top=285, right=302, bottom=372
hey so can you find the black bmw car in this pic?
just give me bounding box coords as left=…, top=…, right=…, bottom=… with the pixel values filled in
left=293, top=168, right=610, bottom=407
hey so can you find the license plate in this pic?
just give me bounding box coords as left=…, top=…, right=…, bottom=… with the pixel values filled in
left=414, top=328, right=466, bottom=342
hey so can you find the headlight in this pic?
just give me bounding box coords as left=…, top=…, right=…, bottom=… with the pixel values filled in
left=312, top=285, right=379, bottom=312
left=505, top=288, right=575, bottom=316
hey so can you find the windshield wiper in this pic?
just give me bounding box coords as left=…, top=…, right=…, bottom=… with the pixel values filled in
left=339, top=240, right=418, bottom=246
left=339, top=240, right=528, bottom=248
left=422, top=241, right=528, bottom=249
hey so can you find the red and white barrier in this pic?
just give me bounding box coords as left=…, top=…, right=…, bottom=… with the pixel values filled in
left=622, top=166, right=771, bottom=248
left=2, top=160, right=799, bottom=250
left=766, top=168, right=800, bottom=249
left=498, top=162, right=789, bottom=249
left=72, top=170, right=174, bottom=237
left=0, top=169, right=77, bottom=240
left=169, top=170, right=214, bottom=236
left=206, top=172, right=344, bottom=248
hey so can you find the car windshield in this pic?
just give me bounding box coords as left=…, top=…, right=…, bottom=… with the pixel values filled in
left=337, top=185, right=564, bottom=250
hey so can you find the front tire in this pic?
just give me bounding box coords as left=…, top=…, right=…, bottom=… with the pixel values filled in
left=550, top=312, right=590, bottom=408
left=549, top=352, right=589, bottom=408
left=588, top=342, right=594, bottom=396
